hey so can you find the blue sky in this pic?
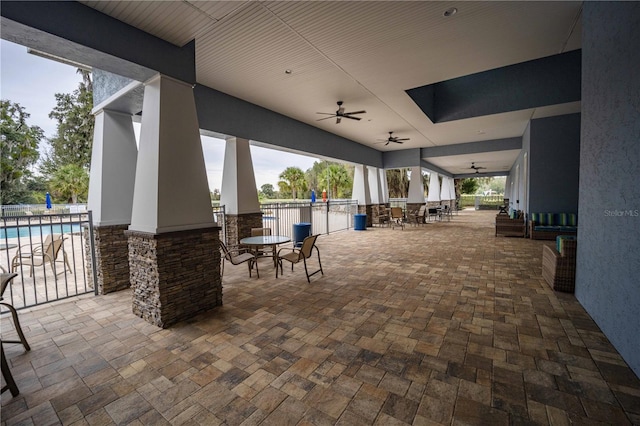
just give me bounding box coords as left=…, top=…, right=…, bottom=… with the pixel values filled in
left=1, top=40, right=319, bottom=191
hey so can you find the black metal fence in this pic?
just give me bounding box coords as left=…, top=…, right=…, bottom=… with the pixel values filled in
left=1, top=212, right=97, bottom=310
left=260, top=200, right=358, bottom=239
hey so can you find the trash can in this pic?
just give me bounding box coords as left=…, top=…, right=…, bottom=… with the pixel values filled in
left=354, top=214, right=367, bottom=231
left=293, top=222, right=312, bottom=247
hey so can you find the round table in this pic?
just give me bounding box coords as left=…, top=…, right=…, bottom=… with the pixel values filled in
left=240, top=235, right=291, bottom=267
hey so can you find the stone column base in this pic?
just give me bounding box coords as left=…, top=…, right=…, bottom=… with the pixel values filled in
left=225, top=212, right=263, bottom=246
left=84, top=224, right=131, bottom=294
left=358, top=205, right=374, bottom=227
left=126, top=226, right=222, bottom=328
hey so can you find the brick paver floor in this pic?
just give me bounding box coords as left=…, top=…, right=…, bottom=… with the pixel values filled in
left=2, top=209, right=639, bottom=425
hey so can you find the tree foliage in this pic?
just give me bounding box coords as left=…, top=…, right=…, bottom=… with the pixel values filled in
left=40, top=69, right=94, bottom=175
left=1, top=100, right=44, bottom=204
left=278, top=166, right=307, bottom=199
left=386, top=168, right=409, bottom=198
left=49, top=164, right=89, bottom=203
left=260, top=183, right=276, bottom=199
left=459, top=178, right=479, bottom=194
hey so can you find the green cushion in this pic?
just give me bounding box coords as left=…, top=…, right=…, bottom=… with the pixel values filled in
left=556, top=235, right=577, bottom=253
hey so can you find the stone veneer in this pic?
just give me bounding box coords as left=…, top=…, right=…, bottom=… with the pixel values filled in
left=84, top=224, right=130, bottom=294
left=357, top=204, right=374, bottom=227
left=224, top=212, right=263, bottom=246
left=126, top=226, right=221, bottom=328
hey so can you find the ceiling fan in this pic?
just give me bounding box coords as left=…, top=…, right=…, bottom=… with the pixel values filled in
left=469, top=162, right=487, bottom=173
left=376, top=131, right=410, bottom=146
left=316, top=101, right=366, bottom=124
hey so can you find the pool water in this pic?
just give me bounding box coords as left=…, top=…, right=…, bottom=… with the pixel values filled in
left=0, top=223, right=82, bottom=239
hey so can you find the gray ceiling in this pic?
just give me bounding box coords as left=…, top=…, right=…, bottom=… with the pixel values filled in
left=11, top=1, right=585, bottom=175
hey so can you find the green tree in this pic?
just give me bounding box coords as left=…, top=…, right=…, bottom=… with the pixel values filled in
left=40, top=69, right=94, bottom=175
left=459, top=178, right=479, bottom=194
left=260, top=183, right=275, bottom=199
left=386, top=168, right=409, bottom=198
left=1, top=100, right=43, bottom=204
left=325, top=164, right=352, bottom=199
left=278, top=166, right=307, bottom=199
left=49, top=164, right=89, bottom=203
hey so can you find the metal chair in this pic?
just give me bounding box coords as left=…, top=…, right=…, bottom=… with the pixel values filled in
left=390, top=207, right=405, bottom=230
left=220, top=242, right=259, bottom=279
left=276, top=234, right=323, bottom=283
left=250, top=227, right=273, bottom=259
left=1, top=273, right=30, bottom=351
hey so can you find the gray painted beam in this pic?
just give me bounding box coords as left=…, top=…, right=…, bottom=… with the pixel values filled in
left=421, top=160, right=452, bottom=177
left=1, top=1, right=195, bottom=83
left=421, top=137, right=522, bottom=158
left=195, top=85, right=383, bottom=168
left=454, top=172, right=508, bottom=179
left=382, top=149, right=421, bottom=169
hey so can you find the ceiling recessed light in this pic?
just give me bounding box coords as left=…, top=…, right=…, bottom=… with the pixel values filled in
left=443, top=7, right=458, bottom=17
left=285, top=69, right=293, bottom=74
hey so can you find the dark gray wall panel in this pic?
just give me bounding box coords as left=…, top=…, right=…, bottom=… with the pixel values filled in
left=529, top=114, right=581, bottom=214
left=577, top=2, right=640, bottom=377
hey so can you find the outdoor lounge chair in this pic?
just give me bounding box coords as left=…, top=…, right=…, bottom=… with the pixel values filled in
left=11, top=234, right=72, bottom=277
left=276, top=234, right=323, bottom=283
left=220, top=241, right=259, bottom=278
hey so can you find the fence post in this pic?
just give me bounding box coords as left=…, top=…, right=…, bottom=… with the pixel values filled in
left=86, top=211, right=99, bottom=295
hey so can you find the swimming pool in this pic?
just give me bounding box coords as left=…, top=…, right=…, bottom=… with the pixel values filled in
left=0, top=223, right=83, bottom=240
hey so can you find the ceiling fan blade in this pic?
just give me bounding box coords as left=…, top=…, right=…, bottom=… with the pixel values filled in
left=336, top=117, right=342, bottom=124
left=316, top=112, right=336, bottom=115
left=344, top=110, right=366, bottom=115
left=396, top=138, right=410, bottom=141
left=342, top=115, right=361, bottom=121
left=317, top=116, right=336, bottom=121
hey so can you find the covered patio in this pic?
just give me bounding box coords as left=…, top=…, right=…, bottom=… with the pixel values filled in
left=2, top=210, right=638, bottom=425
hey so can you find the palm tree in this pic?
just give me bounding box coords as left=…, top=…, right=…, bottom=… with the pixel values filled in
left=278, top=166, right=307, bottom=199
left=49, top=164, right=89, bottom=203
left=325, top=164, right=351, bottom=198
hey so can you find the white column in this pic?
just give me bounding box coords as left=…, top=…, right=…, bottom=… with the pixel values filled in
left=220, top=137, right=261, bottom=215
left=352, top=165, right=371, bottom=205
left=379, top=168, right=389, bottom=203
left=407, top=166, right=425, bottom=203
left=129, top=74, right=214, bottom=233
left=367, top=166, right=383, bottom=204
left=87, top=109, right=138, bottom=226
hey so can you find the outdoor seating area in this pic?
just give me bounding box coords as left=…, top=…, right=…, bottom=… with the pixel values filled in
left=529, top=212, right=578, bottom=240
left=542, top=235, right=578, bottom=293
left=2, top=209, right=639, bottom=425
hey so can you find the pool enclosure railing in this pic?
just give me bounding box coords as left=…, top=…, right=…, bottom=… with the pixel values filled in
left=1, top=203, right=88, bottom=217
left=1, top=212, right=97, bottom=310
left=258, top=199, right=358, bottom=241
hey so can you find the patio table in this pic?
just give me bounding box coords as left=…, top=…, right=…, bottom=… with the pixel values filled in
left=240, top=235, right=291, bottom=268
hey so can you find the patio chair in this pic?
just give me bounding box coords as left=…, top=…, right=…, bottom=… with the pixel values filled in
left=373, top=205, right=389, bottom=227
left=276, top=234, right=323, bottom=283
left=390, top=207, right=405, bottom=230
left=1, top=273, right=30, bottom=352
left=250, top=227, right=273, bottom=259
left=410, top=205, right=427, bottom=226
left=11, top=234, right=72, bottom=277
left=220, top=241, right=259, bottom=278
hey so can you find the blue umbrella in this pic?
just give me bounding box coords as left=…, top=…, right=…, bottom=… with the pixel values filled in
left=311, top=189, right=316, bottom=203
left=45, top=192, right=52, bottom=209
